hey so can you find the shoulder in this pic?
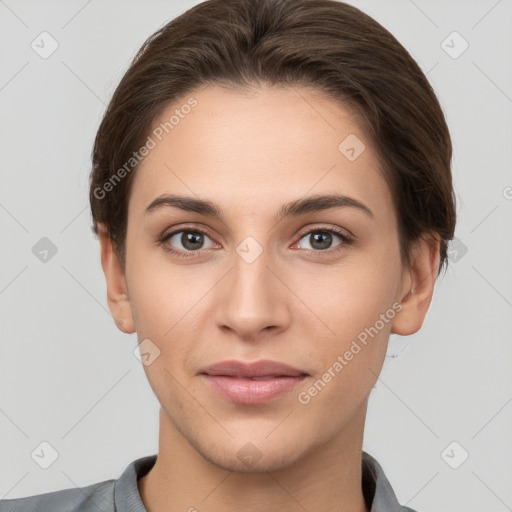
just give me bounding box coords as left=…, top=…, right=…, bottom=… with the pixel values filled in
left=362, top=451, right=420, bottom=512
left=0, top=454, right=157, bottom=512
left=0, top=478, right=115, bottom=512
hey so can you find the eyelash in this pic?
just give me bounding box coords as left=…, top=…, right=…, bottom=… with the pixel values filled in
left=158, top=224, right=354, bottom=259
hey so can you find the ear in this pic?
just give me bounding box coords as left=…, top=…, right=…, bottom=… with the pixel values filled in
left=98, top=224, right=136, bottom=334
left=391, top=234, right=441, bottom=336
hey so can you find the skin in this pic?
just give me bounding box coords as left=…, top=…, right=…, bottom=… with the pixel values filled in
left=98, top=85, right=440, bottom=512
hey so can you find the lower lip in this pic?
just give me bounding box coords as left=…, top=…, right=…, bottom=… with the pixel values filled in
left=202, top=375, right=306, bottom=404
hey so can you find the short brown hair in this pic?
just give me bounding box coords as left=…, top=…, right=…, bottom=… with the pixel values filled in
left=89, top=0, right=456, bottom=274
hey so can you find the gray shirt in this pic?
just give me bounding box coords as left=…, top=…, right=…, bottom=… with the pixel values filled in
left=0, top=451, right=418, bottom=511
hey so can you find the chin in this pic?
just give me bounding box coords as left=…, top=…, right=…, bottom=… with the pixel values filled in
left=200, top=442, right=306, bottom=474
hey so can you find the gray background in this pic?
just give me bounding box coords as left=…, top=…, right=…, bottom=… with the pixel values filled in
left=1, top=0, right=511, bottom=510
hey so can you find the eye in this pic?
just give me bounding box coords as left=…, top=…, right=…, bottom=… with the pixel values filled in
left=295, top=227, right=353, bottom=253
left=159, top=225, right=353, bottom=259
left=160, top=228, right=217, bottom=257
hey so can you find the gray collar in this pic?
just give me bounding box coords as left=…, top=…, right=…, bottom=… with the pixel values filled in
left=113, top=451, right=417, bottom=512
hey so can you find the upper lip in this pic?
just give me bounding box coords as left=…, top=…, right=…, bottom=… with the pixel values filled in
left=200, top=359, right=308, bottom=378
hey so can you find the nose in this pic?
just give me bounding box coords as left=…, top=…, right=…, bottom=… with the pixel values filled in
left=213, top=247, right=291, bottom=341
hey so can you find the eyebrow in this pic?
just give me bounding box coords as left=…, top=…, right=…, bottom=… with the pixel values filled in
left=145, top=193, right=374, bottom=221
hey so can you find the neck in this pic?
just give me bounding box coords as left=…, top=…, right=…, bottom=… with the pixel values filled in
left=138, top=403, right=369, bottom=512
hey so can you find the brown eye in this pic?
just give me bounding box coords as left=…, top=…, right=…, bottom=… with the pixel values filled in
left=160, top=229, right=216, bottom=257
left=176, top=231, right=205, bottom=251
left=296, top=228, right=352, bottom=252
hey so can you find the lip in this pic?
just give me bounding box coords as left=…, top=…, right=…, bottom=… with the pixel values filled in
left=201, top=359, right=307, bottom=378
left=200, top=359, right=308, bottom=405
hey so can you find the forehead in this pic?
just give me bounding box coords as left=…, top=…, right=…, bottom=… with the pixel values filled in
left=129, top=85, right=393, bottom=224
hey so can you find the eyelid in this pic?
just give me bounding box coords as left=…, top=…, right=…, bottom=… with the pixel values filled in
left=159, top=223, right=354, bottom=257
left=159, top=224, right=218, bottom=253
left=295, top=223, right=353, bottom=242
left=160, top=223, right=216, bottom=241
left=292, top=224, right=354, bottom=253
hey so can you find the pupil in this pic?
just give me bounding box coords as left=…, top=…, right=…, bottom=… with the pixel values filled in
left=179, top=231, right=333, bottom=252
left=312, top=232, right=331, bottom=250
left=183, top=232, right=203, bottom=250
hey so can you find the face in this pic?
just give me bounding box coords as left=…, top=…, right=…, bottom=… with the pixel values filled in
left=116, top=85, right=412, bottom=472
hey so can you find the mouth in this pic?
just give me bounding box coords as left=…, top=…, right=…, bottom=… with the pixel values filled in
left=199, top=359, right=309, bottom=405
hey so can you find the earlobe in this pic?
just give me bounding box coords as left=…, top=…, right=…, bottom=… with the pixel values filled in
left=391, top=235, right=441, bottom=336
left=98, top=225, right=136, bottom=334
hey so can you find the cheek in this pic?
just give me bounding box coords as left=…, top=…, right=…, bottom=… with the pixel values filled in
left=298, top=250, right=401, bottom=343
left=292, top=242, right=402, bottom=405
left=128, top=265, right=200, bottom=400
left=126, top=251, right=213, bottom=368
left=295, top=267, right=397, bottom=417
left=126, top=239, right=187, bottom=329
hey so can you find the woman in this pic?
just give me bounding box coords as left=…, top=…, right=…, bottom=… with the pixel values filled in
left=0, top=0, right=455, bottom=510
